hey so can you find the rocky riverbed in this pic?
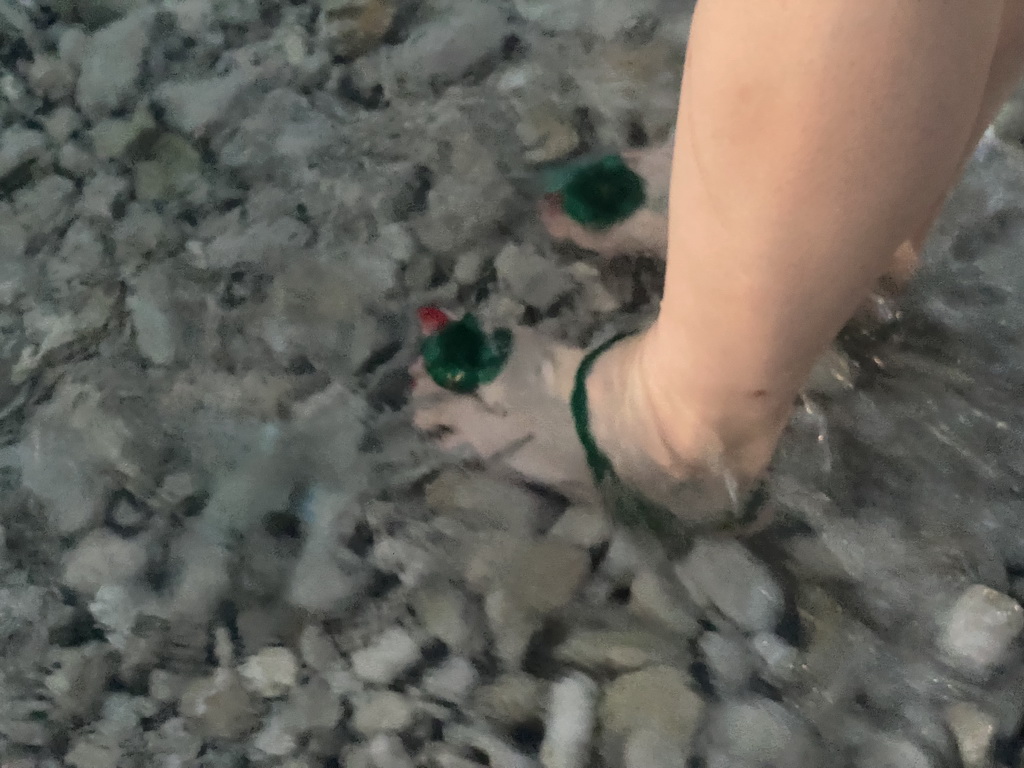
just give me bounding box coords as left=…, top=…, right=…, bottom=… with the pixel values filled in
left=2, top=1, right=1024, bottom=766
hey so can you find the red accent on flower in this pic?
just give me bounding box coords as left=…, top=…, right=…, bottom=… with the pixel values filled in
left=417, top=306, right=450, bottom=335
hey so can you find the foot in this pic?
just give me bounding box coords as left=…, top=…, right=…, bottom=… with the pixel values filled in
left=540, top=142, right=672, bottom=257
left=411, top=310, right=783, bottom=527
left=541, top=142, right=922, bottom=293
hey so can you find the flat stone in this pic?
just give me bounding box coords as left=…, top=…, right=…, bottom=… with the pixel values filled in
left=317, top=0, right=396, bottom=59
left=425, top=468, right=549, bottom=536
left=474, top=673, right=547, bottom=726
left=499, top=538, right=590, bottom=615
left=62, top=530, right=149, bottom=598
left=76, top=9, right=155, bottom=116
left=676, top=539, right=784, bottom=633
left=422, top=656, right=478, bottom=704
left=494, top=242, right=574, bottom=313
left=601, top=666, right=704, bottom=747
left=939, top=584, right=1024, bottom=674
left=945, top=702, right=996, bottom=768
left=0, top=127, right=47, bottom=187
left=541, top=673, right=598, bottom=768
left=555, top=619, right=689, bottom=674
left=351, top=627, right=421, bottom=684
left=179, top=668, right=261, bottom=740
left=239, top=647, right=300, bottom=698
left=705, top=699, right=817, bottom=768
left=153, top=68, right=258, bottom=137
left=629, top=570, right=700, bottom=638
left=352, top=691, right=413, bottom=736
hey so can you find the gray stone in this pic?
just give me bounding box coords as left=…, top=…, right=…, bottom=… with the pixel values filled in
left=351, top=627, right=421, bottom=685
left=498, top=538, right=590, bottom=615
left=62, top=530, right=149, bottom=597
left=27, top=56, right=76, bottom=101
left=45, top=642, right=116, bottom=720
left=944, top=703, right=996, bottom=768
left=90, top=106, right=159, bottom=160
left=422, top=656, right=478, bottom=703
left=601, top=666, right=704, bottom=749
left=555, top=618, right=689, bottom=674
left=475, top=673, right=547, bottom=726
left=126, top=265, right=178, bottom=366
left=317, top=0, right=396, bottom=59
left=410, top=583, right=480, bottom=655
left=239, top=647, right=299, bottom=698
left=494, top=243, right=575, bottom=312
left=0, top=127, right=47, bottom=186
left=43, top=106, right=84, bottom=144
left=425, top=468, right=549, bottom=536
left=629, top=570, right=700, bottom=638
left=153, top=68, right=258, bottom=137
left=388, top=2, right=509, bottom=94
left=12, top=174, right=77, bottom=240
left=856, top=735, right=936, bottom=768
left=939, top=584, right=1024, bottom=674
left=705, top=699, right=817, bottom=768
left=699, top=631, right=752, bottom=692
left=133, top=133, right=206, bottom=201
left=76, top=9, right=155, bottom=116
left=352, top=691, right=413, bottom=736
left=541, top=673, right=598, bottom=768
left=179, top=668, right=261, bottom=741
left=676, top=539, right=784, bottom=633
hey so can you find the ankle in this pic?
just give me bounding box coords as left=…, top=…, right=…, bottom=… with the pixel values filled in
left=633, top=325, right=792, bottom=480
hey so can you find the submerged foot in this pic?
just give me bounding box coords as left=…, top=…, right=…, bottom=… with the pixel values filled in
left=410, top=309, right=783, bottom=529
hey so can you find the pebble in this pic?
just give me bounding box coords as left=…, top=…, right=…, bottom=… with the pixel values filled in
left=45, top=642, right=116, bottom=720
left=0, top=127, right=47, bottom=186
left=629, top=569, right=700, bottom=638
left=64, top=738, right=121, bottom=768
left=78, top=173, right=129, bottom=221
left=153, top=68, right=257, bottom=137
left=548, top=505, right=612, bottom=550
left=856, top=735, right=936, bottom=768
left=317, top=0, right=396, bottom=59
left=494, top=242, right=574, bottom=313
left=88, top=585, right=140, bottom=651
left=411, top=582, right=480, bottom=655
left=61, top=530, right=149, bottom=598
left=90, top=106, right=158, bottom=160
left=474, top=673, right=547, bottom=726
left=751, top=632, right=800, bottom=683
left=179, top=668, right=261, bottom=740
left=705, top=699, right=817, bottom=768
left=939, top=584, right=1024, bottom=674
left=388, top=1, right=509, bottom=94
left=76, top=9, right=156, bottom=116
left=351, top=627, right=421, bottom=685
left=601, top=666, right=704, bottom=749
left=541, top=673, right=598, bottom=768
left=126, top=266, right=178, bottom=366
left=422, top=656, right=479, bottom=703
left=425, top=468, right=549, bottom=536
left=26, top=56, right=75, bottom=103
left=483, top=588, right=542, bottom=668
left=352, top=690, right=413, bottom=736
left=555, top=622, right=689, bottom=674
left=676, top=539, right=784, bottom=633
left=623, top=729, right=689, bottom=768
left=499, top=538, right=590, bottom=615
left=239, top=647, right=300, bottom=698
left=944, top=702, right=996, bottom=768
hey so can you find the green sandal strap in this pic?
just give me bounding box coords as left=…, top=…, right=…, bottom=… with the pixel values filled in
left=570, top=333, right=768, bottom=540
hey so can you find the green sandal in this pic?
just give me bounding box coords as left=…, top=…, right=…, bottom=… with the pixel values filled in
left=418, top=310, right=768, bottom=544
left=570, top=332, right=769, bottom=547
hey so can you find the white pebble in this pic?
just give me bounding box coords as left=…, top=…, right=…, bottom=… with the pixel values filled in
left=940, top=585, right=1024, bottom=673
left=239, top=647, right=299, bottom=698
left=351, top=627, right=421, bottom=684
left=540, top=673, right=598, bottom=768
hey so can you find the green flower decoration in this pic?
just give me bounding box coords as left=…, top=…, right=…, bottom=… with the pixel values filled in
left=421, top=313, right=512, bottom=394
left=557, top=154, right=646, bottom=230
